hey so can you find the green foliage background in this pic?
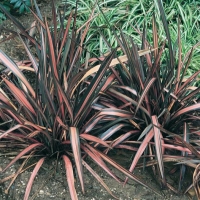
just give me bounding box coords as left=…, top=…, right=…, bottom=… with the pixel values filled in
left=64, top=0, right=200, bottom=81
left=0, top=0, right=31, bottom=23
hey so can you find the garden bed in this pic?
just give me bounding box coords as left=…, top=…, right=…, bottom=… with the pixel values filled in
left=0, top=153, right=190, bottom=200
left=0, top=1, right=198, bottom=200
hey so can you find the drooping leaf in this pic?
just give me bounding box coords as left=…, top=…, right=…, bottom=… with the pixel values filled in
left=81, top=144, right=121, bottom=183
left=63, top=155, right=78, bottom=200
left=0, top=50, right=35, bottom=98
left=24, top=157, right=45, bottom=200
left=3, top=78, right=36, bottom=115
left=80, top=134, right=110, bottom=148
left=2, top=143, right=43, bottom=172
left=171, top=103, right=200, bottom=120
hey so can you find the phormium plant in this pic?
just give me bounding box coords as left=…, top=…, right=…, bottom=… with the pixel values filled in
left=0, top=0, right=160, bottom=199
left=81, top=0, right=200, bottom=197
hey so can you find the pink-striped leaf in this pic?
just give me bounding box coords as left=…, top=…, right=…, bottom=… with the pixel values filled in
left=3, top=78, right=36, bottom=115
left=74, top=50, right=116, bottom=125
left=84, top=115, right=104, bottom=133
left=0, top=50, right=35, bottom=98
left=171, top=103, right=200, bottom=120
left=45, top=19, right=58, bottom=79
left=135, top=78, right=156, bottom=115
left=54, top=78, right=73, bottom=122
left=111, top=130, right=139, bottom=148
left=62, top=155, right=78, bottom=200
left=0, top=108, right=23, bottom=124
left=152, top=14, right=158, bottom=59
left=0, top=124, right=32, bottom=139
left=3, top=143, right=43, bottom=172
left=176, top=69, right=200, bottom=95
left=69, top=127, right=84, bottom=193
left=108, top=88, right=150, bottom=118
left=97, top=108, right=134, bottom=118
left=82, top=144, right=121, bottom=183
left=112, top=85, right=138, bottom=96
left=125, top=128, right=154, bottom=184
left=24, top=157, right=45, bottom=200
left=160, top=143, right=193, bottom=153
left=136, top=155, right=197, bottom=169
left=80, top=134, right=110, bottom=148
left=24, top=121, right=52, bottom=142
left=174, top=19, right=182, bottom=93
left=99, top=124, right=129, bottom=141
left=115, top=144, right=138, bottom=151
left=61, top=140, right=71, bottom=145
left=155, top=125, right=200, bottom=158
left=56, top=116, right=69, bottom=130
left=0, top=90, right=15, bottom=108
left=57, top=11, right=73, bottom=64
left=101, top=74, right=116, bottom=92
left=152, top=115, right=165, bottom=182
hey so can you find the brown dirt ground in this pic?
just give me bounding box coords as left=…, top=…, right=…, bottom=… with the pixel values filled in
left=0, top=154, right=192, bottom=200
left=0, top=1, right=196, bottom=199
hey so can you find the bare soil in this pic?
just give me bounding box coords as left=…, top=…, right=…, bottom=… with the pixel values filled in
left=0, top=1, right=195, bottom=199
left=0, top=153, right=191, bottom=200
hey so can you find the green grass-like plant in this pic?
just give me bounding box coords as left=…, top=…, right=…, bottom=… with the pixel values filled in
left=62, top=0, right=200, bottom=81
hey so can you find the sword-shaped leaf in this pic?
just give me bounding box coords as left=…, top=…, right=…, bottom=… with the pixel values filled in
left=135, top=77, right=156, bottom=116
left=0, top=50, right=35, bottom=97
left=24, top=157, right=45, bottom=200
left=82, top=144, right=121, bottom=183
left=63, top=155, right=78, bottom=200
left=80, top=134, right=110, bottom=148
left=2, top=143, right=43, bottom=172
left=3, top=78, right=36, bottom=115
left=171, top=103, right=200, bottom=120
left=125, top=128, right=154, bottom=184
left=152, top=115, right=165, bottom=184
left=69, top=127, right=84, bottom=193
left=74, top=50, right=117, bottom=126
